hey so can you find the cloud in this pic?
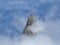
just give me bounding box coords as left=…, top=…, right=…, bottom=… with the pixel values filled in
left=45, top=5, right=58, bottom=21
left=27, top=18, right=45, bottom=33
left=0, top=0, right=60, bottom=45
left=0, top=14, right=59, bottom=45
left=0, top=11, right=60, bottom=45
left=20, top=35, right=55, bottom=45
left=41, top=5, right=60, bottom=43
left=0, top=34, right=55, bottom=45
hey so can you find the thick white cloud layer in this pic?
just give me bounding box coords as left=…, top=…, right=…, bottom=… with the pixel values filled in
left=0, top=34, right=55, bottom=45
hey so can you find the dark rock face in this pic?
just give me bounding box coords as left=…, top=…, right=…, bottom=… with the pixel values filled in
left=23, top=14, right=37, bottom=36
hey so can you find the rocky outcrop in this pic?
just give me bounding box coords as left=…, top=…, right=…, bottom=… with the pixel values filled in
left=23, top=14, right=37, bottom=36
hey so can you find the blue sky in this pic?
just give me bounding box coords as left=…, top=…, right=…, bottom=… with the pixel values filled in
left=0, top=0, right=60, bottom=45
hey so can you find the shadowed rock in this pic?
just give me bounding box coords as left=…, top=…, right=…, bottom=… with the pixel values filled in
left=23, top=14, right=37, bottom=36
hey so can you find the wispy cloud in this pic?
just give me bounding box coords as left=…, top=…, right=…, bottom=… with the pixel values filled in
left=0, top=0, right=60, bottom=45
left=0, top=14, right=60, bottom=45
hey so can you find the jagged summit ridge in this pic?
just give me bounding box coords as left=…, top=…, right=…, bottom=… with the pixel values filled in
left=23, top=14, right=38, bottom=36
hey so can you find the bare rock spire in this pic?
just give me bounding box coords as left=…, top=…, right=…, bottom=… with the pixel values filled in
left=23, top=14, right=37, bottom=36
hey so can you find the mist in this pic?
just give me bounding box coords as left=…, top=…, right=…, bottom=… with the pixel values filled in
left=0, top=16, right=59, bottom=45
